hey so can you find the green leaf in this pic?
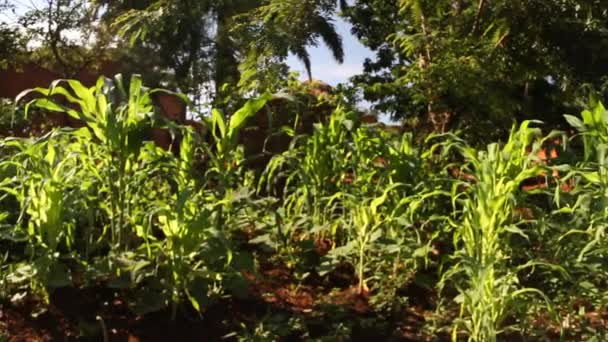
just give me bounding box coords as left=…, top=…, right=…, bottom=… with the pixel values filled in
left=328, top=241, right=356, bottom=257
left=582, top=171, right=601, bottom=183
left=227, top=95, right=271, bottom=137
left=30, top=98, right=66, bottom=113
left=564, top=114, right=585, bottom=131
left=504, top=225, right=529, bottom=240
left=66, top=80, right=94, bottom=111
left=211, top=108, right=226, bottom=140
left=368, top=229, right=382, bottom=243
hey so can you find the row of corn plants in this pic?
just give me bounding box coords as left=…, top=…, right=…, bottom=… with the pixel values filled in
left=0, top=75, right=268, bottom=318
left=260, top=108, right=450, bottom=316
left=1, top=74, right=608, bottom=339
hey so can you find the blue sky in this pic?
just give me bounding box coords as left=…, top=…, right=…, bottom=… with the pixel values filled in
left=286, top=16, right=389, bottom=121
left=285, top=16, right=394, bottom=122
left=286, top=16, right=374, bottom=86
left=7, top=1, right=384, bottom=117
left=7, top=1, right=373, bottom=86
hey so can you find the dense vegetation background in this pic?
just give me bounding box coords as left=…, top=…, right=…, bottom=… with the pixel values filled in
left=1, top=0, right=608, bottom=341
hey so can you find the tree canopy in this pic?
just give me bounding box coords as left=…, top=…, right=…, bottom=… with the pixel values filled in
left=93, top=0, right=346, bottom=104
left=343, top=0, right=608, bottom=139
left=2, top=0, right=608, bottom=139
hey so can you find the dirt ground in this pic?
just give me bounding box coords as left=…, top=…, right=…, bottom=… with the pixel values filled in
left=0, top=258, right=435, bottom=342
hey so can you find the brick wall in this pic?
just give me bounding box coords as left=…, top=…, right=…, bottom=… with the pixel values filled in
left=0, top=63, right=187, bottom=146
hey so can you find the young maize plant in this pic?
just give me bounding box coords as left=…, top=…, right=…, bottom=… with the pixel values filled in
left=562, top=102, right=608, bottom=262
left=440, top=122, right=562, bottom=341
left=341, top=190, right=390, bottom=295
left=261, top=108, right=403, bottom=241
left=144, top=96, right=272, bottom=317
left=17, top=74, right=165, bottom=249
left=201, top=94, right=271, bottom=232
left=334, top=183, right=442, bottom=293
left=276, top=110, right=448, bottom=302
left=148, top=128, right=217, bottom=318
left=0, top=131, right=85, bottom=294
left=261, top=107, right=355, bottom=241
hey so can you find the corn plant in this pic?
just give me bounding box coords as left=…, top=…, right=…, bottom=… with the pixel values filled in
left=201, top=95, right=271, bottom=231
left=562, top=102, right=608, bottom=261
left=262, top=107, right=434, bottom=240
left=565, top=101, right=608, bottom=164
left=332, top=191, right=389, bottom=294
left=119, top=96, right=272, bottom=316
left=261, top=108, right=359, bottom=241
left=136, top=129, right=215, bottom=317
left=262, top=107, right=448, bottom=313
left=439, top=122, right=563, bottom=341
left=552, top=102, right=608, bottom=316
left=17, top=74, right=165, bottom=249
left=321, top=175, right=447, bottom=303
left=203, top=95, right=271, bottom=188
left=322, top=185, right=437, bottom=293
left=0, top=131, right=89, bottom=295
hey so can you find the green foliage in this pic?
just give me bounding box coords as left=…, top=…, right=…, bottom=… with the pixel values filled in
left=5, top=2, right=608, bottom=339
left=437, top=122, right=567, bottom=341
left=18, top=74, right=158, bottom=248
left=234, top=0, right=345, bottom=84
left=1, top=0, right=115, bottom=75
left=0, top=75, right=272, bottom=318
left=0, top=131, right=96, bottom=300
left=0, top=22, right=26, bottom=69
left=261, top=107, right=447, bottom=308
left=565, top=101, right=608, bottom=163
left=343, top=0, right=608, bottom=140
left=0, top=99, right=27, bottom=136
left=101, top=0, right=345, bottom=103
left=555, top=102, right=608, bottom=315
left=4, top=75, right=608, bottom=339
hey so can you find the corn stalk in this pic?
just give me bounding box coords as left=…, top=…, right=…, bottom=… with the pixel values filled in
left=17, top=74, right=161, bottom=249
left=440, top=122, right=562, bottom=341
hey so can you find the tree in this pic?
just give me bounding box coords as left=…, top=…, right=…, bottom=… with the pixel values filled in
left=0, top=24, right=26, bottom=69
left=98, top=0, right=220, bottom=93
left=1, top=0, right=117, bottom=76
left=99, top=0, right=346, bottom=105
left=238, top=0, right=345, bottom=80
left=0, top=2, right=25, bottom=68
left=343, top=0, right=608, bottom=140
left=233, top=0, right=346, bottom=97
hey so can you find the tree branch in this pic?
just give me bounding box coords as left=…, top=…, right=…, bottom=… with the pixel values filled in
left=419, top=9, right=432, bottom=64
left=47, top=0, right=70, bottom=75
left=470, top=0, right=485, bottom=36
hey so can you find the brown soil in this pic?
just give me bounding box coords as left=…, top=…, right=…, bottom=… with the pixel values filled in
left=0, top=258, right=435, bottom=342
